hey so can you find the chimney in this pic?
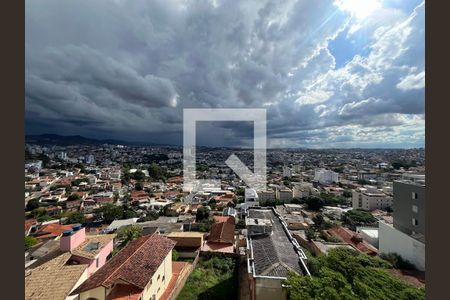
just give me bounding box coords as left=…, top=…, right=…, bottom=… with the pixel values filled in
left=60, top=224, right=86, bottom=252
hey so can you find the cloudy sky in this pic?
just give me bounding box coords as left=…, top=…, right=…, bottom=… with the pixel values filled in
left=25, top=0, right=425, bottom=148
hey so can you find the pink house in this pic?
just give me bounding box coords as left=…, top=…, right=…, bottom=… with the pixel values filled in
left=60, top=224, right=115, bottom=276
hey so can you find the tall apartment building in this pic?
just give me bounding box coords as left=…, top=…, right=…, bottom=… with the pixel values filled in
left=379, top=176, right=425, bottom=271
left=392, top=180, right=425, bottom=238
left=282, top=166, right=292, bottom=178
left=314, top=168, right=339, bottom=184
left=352, top=186, right=393, bottom=211
left=86, top=154, right=95, bottom=164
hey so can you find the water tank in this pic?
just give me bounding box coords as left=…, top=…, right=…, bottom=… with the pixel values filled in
left=72, top=224, right=82, bottom=231
left=63, top=229, right=74, bottom=236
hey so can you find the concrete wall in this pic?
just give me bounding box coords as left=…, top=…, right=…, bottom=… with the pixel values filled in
left=393, top=181, right=425, bottom=237
left=254, top=277, right=287, bottom=300
left=60, top=228, right=86, bottom=252
left=379, top=222, right=425, bottom=271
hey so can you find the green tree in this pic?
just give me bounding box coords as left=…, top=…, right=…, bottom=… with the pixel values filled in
left=135, top=181, right=144, bottom=191
left=235, top=188, right=245, bottom=197
left=66, top=211, right=86, bottom=224
left=26, top=199, right=40, bottom=211
left=25, top=236, right=39, bottom=251
left=133, top=170, right=145, bottom=181
left=196, top=207, right=209, bottom=222
left=343, top=190, right=352, bottom=198
left=312, top=214, right=325, bottom=228
left=305, top=229, right=315, bottom=241
left=284, top=248, right=424, bottom=300
left=305, top=196, right=325, bottom=211
left=30, top=207, right=47, bottom=219
left=342, top=209, right=377, bottom=227
left=172, top=249, right=179, bottom=261
left=148, top=163, right=165, bottom=180
left=67, top=193, right=81, bottom=201
left=117, top=225, right=142, bottom=245
left=97, top=204, right=124, bottom=223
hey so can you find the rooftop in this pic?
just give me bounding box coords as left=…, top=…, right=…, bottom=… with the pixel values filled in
left=166, top=232, right=204, bottom=238
left=25, top=252, right=87, bottom=300
left=247, top=208, right=308, bottom=278
left=71, top=233, right=176, bottom=295
left=71, top=234, right=115, bottom=260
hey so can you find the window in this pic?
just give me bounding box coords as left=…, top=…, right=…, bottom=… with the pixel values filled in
left=412, top=218, right=419, bottom=226
left=96, top=258, right=99, bottom=268
left=412, top=192, right=418, bottom=199
left=157, top=274, right=161, bottom=281
left=412, top=205, right=418, bottom=213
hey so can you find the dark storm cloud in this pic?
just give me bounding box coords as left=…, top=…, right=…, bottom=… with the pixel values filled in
left=25, top=0, right=424, bottom=147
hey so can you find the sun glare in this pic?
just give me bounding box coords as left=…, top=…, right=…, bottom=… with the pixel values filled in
left=336, top=0, right=382, bottom=20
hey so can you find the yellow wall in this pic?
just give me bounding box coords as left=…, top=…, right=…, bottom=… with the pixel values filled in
left=78, top=286, right=106, bottom=300
left=77, top=250, right=173, bottom=300
left=141, top=250, right=173, bottom=300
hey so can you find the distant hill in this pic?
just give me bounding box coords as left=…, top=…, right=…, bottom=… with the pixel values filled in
left=25, top=134, right=138, bottom=146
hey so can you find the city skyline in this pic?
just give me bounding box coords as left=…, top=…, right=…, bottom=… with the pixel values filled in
left=26, top=0, right=425, bottom=149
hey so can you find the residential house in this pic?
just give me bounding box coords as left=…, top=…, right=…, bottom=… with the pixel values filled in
left=70, top=234, right=177, bottom=300
left=201, top=219, right=235, bottom=254
left=25, top=225, right=115, bottom=300
left=246, top=208, right=310, bottom=300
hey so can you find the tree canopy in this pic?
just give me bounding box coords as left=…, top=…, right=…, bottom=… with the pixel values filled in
left=284, top=247, right=424, bottom=300
left=65, top=211, right=86, bottom=224
left=305, top=196, right=325, bottom=211
left=342, top=209, right=377, bottom=227
left=25, top=236, right=39, bottom=251
left=96, top=203, right=136, bottom=223
left=196, top=207, right=210, bottom=222
left=26, top=198, right=40, bottom=211
left=117, top=225, right=142, bottom=245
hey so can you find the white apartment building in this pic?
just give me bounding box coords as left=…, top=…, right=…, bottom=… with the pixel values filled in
left=314, top=168, right=339, bottom=184
left=86, top=154, right=95, bottom=164
left=243, top=188, right=260, bottom=210
left=352, top=186, right=393, bottom=211
left=57, top=151, right=67, bottom=160
left=282, top=166, right=292, bottom=178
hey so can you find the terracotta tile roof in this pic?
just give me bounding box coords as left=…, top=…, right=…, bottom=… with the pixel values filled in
left=25, top=252, right=87, bottom=300
left=25, top=219, right=37, bottom=234
left=131, top=191, right=148, bottom=198
left=71, top=234, right=116, bottom=260
left=209, top=221, right=235, bottom=244
left=96, top=197, right=114, bottom=204
left=71, top=234, right=176, bottom=295
left=33, top=223, right=75, bottom=239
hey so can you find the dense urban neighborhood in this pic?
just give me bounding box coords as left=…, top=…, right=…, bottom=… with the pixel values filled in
left=24, top=138, right=425, bottom=300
